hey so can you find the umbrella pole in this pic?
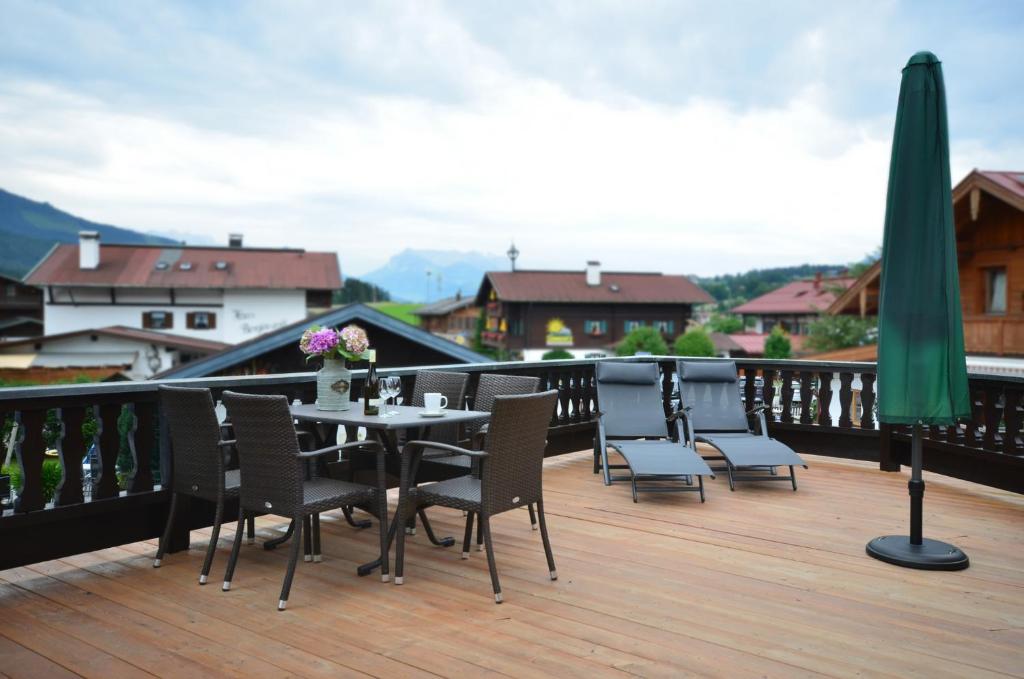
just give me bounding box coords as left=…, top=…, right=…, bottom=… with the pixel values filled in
left=866, top=423, right=969, bottom=570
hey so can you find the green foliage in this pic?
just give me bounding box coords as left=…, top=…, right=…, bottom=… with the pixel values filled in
left=673, top=328, right=716, bottom=357
left=763, top=326, right=792, bottom=359
left=2, top=459, right=63, bottom=503
left=541, top=349, right=574, bottom=360
left=848, top=246, right=882, bottom=277
left=705, top=314, right=743, bottom=334
left=369, top=302, right=421, bottom=326
left=804, top=315, right=878, bottom=353
left=333, top=277, right=391, bottom=304
left=616, top=327, right=668, bottom=357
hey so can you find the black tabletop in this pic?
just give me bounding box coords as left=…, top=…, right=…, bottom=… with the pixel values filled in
left=289, top=403, right=489, bottom=430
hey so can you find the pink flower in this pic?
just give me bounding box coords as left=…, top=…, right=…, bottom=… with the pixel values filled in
left=340, top=325, right=369, bottom=355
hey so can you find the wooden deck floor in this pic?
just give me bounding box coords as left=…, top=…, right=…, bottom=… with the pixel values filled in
left=1, top=451, right=1022, bottom=678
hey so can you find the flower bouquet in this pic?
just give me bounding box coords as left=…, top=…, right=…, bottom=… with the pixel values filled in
left=300, top=324, right=370, bottom=410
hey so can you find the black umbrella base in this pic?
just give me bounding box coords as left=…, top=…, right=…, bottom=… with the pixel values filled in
left=866, top=535, right=969, bottom=570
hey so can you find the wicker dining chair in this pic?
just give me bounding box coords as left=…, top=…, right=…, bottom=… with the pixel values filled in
left=154, top=385, right=256, bottom=584
left=220, top=391, right=387, bottom=611
left=395, top=389, right=559, bottom=603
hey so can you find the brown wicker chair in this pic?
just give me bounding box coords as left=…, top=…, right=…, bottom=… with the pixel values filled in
left=220, top=390, right=387, bottom=611
left=395, top=389, right=559, bottom=603
left=154, top=385, right=255, bottom=584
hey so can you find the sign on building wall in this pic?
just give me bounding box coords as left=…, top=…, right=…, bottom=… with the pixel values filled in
left=545, top=318, right=573, bottom=346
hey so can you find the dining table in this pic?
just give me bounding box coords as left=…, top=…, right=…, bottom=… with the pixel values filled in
left=288, top=403, right=490, bottom=581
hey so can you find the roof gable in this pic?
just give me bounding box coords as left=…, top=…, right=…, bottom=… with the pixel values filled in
left=731, top=277, right=855, bottom=315
left=156, top=303, right=487, bottom=378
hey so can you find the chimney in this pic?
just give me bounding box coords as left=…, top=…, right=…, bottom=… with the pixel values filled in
left=79, top=231, right=100, bottom=270
left=586, top=260, right=601, bottom=287
left=229, top=233, right=243, bottom=248
left=813, top=271, right=823, bottom=291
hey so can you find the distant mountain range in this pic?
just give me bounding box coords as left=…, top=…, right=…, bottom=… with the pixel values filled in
left=0, top=188, right=177, bottom=278
left=360, top=248, right=508, bottom=302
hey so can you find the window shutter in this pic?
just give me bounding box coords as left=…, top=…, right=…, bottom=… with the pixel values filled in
left=207, top=313, right=217, bottom=329
left=142, top=312, right=152, bottom=329
left=186, top=312, right=196, bottom=329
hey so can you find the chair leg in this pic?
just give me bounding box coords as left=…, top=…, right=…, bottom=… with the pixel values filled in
left=311, top=513, right=322, bottom=562
left=461, top=512, right=475, bottom=559
left=698, top=476, right=706, bottom=503
left=727, top=465, right=736, bottom=491
left=342, top=505, right=372, bottom=529
left=278, top=515, right=304, bottom=611
left=790, top=465, right=798, bottom=491
left=198, top=497, right=224, bottom=584
left=395, top=501, right=410, bottom=584
left=246, top=514, right=256, bottom=544
left=479, top=513, right=502, bottom=603
left=418, top=508, right=455, bottom=547
left=476, top=515, right=484, bottom=551
left=631, top=476, right=639, bottom=503
left=221, top=510, right=247, bottom=591
left=527, top=504, right=538, bottom=530
left=536, top=499, right=557, bottom=581
left=154, top=491, right=179, bottom=568
left=303, top=515, right=313, bottom=562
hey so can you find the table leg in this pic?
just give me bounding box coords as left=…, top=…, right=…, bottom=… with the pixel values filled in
left=263, top=519, right=295, bottom=551
left=357, top=430, right=400, bottom=577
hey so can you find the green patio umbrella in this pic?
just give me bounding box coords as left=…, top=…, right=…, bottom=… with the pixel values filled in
left=866, top=51, right=971, bottom=570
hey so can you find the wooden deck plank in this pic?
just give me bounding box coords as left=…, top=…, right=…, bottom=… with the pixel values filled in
left=0, top=633, right=82, bottom=679
left=1, top=453, right=1021, bottom=679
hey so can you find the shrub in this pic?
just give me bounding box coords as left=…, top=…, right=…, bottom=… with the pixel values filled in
left=2, top=459, right=63, bottom=503
left=764, top=325, right=792, bottom=359
left=673, top=328, right=716, bottom=357
left=616, top=327, right=668, bottom=357
left=804, top=315, right=878, bottom=353
left=541, top=349, right=574, bottom=360
left=705, top=314, right=743, bottom=334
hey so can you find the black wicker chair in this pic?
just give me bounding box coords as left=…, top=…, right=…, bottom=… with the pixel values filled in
left=395, top=389, right=559, bottom=603
left=154, top=385, right=255, bottom=584
left=221, top=390, right=387, bottom=611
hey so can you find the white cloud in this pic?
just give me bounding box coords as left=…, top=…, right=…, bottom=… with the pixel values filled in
left=0, top=1, right=1020, bottom=278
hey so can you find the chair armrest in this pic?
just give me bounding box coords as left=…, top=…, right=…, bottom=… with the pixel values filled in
left=296, top=440, right=382, bottom=460
left=745, top=404, right=771, bottom=416
left=404, top=440, right=488, bottom=460
left=666, top=406, right=692, bottom=423
left=217, top=439, right=236, bottom=447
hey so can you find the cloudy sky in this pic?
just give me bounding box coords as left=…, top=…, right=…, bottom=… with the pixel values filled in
left=1, top=1, right=1021, bottom=277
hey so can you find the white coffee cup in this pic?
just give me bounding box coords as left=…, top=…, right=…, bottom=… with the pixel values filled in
left=423, top=393, right=448, bottom=413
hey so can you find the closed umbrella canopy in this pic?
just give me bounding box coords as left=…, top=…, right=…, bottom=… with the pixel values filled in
left=877, top=51, right=970, bottom=425
left=868, top=51, right=970, bottom=570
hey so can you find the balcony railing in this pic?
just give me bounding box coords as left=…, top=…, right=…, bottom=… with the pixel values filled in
left=1, top=356, right=1021, bottom=571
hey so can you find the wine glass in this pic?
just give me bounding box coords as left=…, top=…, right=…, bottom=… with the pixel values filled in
left=386, top=376, right=403, bottom=415
left=378, top=377, right=395, bottom=417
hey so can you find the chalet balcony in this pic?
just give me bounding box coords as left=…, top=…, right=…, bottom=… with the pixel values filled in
left=1, top=357, right=1022, bottom=676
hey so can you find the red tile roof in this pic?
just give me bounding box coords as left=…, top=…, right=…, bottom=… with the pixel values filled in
left=479, top=270, right=713, bottom=305
left=977, top=171, right=1024, bottom=201
left=731, top=277, right=854, bottom=315
left=25, top=244, right=341, bottom=290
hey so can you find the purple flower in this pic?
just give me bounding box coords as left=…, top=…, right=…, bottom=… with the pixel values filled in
left=304, top=328, right=339, bottom=355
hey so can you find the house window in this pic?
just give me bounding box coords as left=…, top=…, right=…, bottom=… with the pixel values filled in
left=584, top=320, right=607, bottom=337
left=187, top=311, right=216, bottom=330
left=142, top=311, right=173, bottom=329
left=653, top=320, right=675, bottom=335
left=986, top=268, right=1007, bottom=314
left=508, top=318, right=524, bottom=336
left=5, top=284, right=16, bottom=297
left=624, top=320, right=645, bottom=333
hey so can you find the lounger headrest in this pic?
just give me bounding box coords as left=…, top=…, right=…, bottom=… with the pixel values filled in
left=596, top=362, right=660, bottom=385
left=678, top=361, right=738, bottom=383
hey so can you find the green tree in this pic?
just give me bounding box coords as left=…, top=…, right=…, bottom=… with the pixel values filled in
left=616, top=326, right=668, bottom=357
left=673, top=328, right=716, bottom=357
left=332, top=277, right=391, bottom=304
left=541, top=348, right=574, bottom=360
left=705, top=313, right=743, bottom=334
left=804, top=315, right=878, bottom=353
left=763, top=325, right=792, bottom=359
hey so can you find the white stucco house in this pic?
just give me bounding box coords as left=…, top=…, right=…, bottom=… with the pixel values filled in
left=23, top=232, right=341, bottom=344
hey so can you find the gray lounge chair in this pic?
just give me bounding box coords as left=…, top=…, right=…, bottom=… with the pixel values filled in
left=676, top=360, right=807, bottom=491
left=594, top=362, right=714, bottom=502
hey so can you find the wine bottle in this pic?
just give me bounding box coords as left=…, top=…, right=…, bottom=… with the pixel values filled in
left=363, top=349, right=380, bottom=416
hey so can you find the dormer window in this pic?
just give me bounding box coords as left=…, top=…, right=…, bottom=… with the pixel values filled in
left=155, top=261, right=170, bottom=271
left=179, top=262, right=193, bottom=271
left=214, top=261, right=228, bottom=270
left=609, top=284, right=621, bottom=293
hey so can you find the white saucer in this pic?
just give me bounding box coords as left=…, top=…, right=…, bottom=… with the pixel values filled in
left=419, top=411, right=446, bottom=418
